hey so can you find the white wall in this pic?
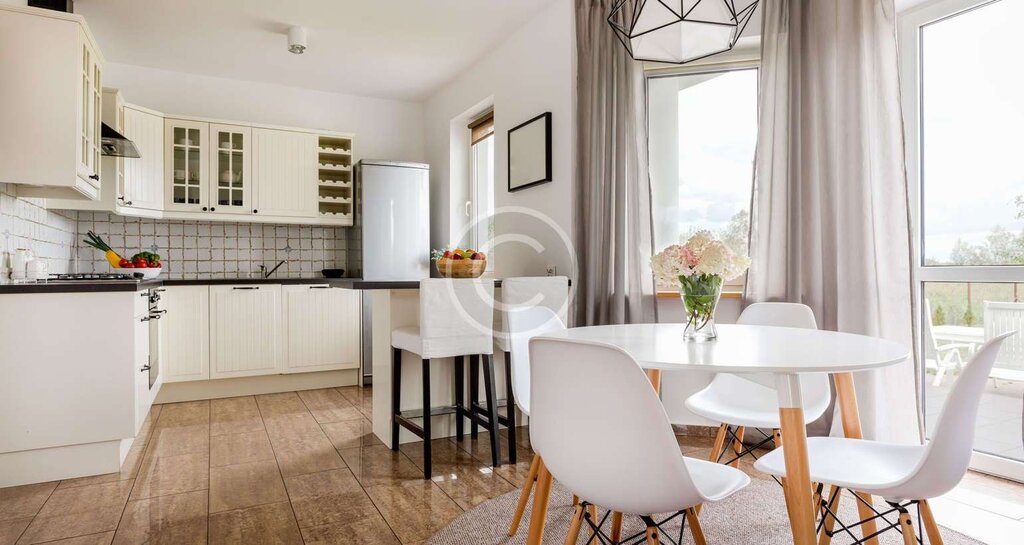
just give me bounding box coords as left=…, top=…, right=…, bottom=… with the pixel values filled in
left=103, top=63, right=425, bottom=163
left=423, top=0, right=576, bottom=278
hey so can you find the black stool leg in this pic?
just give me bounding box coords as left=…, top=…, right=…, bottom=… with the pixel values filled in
left=469, top=355, right=480, bottom=439
left=391, top=347, right=402, bottom=451
left=454, top=355, right=464, bottom=441
left=422, top=358, right=432, bottom=479
left=504, top=351, right=517, bottom=464
left=481, top=354, right=502, bottom=468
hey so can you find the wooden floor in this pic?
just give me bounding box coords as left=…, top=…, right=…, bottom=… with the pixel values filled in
left=0, top=386, right=1020, bottom=544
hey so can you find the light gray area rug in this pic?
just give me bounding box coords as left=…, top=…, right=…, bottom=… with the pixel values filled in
left=429, top=477, right=981, bottom=544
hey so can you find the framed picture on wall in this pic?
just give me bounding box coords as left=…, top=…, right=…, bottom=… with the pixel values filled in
left=508, top=112, right=552, bottom=192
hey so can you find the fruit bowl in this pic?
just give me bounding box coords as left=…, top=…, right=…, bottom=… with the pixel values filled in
left=122, top=267, right=162, bottom=280
left=435, top=257, right=486, bottom=278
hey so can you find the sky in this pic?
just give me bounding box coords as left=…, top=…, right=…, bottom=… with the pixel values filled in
left=921, top=0, right=1024, bottom=262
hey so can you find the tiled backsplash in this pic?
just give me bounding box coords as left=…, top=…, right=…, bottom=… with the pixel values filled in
left=0, top=183, right=78, bottom=277
left=77, top=213, right=360, bottom=279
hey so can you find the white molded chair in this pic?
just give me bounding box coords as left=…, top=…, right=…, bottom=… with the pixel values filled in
left=685, top=302, right=831, bottom=467
left=754, top=332, right=1014, bottom=545
left=503, top=306, right=566, bottom=537
left=924, top=299, right=972, bottom=386
left=492, top=276, right=569, bottom=463
left=390, top=278, right=496, bottom=479
left=530, top=337, right=749, bottom=545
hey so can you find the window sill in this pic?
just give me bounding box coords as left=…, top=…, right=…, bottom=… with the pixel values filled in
left=656, top=289, right=743, bottom=300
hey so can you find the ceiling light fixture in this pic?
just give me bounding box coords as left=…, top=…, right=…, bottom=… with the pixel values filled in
left=608, top=0, right=759, bottom=65
left=287, top=25, right=308, bottom=54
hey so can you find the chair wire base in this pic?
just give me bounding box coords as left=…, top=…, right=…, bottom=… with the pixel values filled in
left=815, top=485, right=925, bottom=545
left=716, top=425, right=783, bottom=486
left=573, top=502, right=690, bottom=545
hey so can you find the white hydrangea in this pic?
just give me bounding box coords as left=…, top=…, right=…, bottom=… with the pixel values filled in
left=651, top=230, right=751, bottom=286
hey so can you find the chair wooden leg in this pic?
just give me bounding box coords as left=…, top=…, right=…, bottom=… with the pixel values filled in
left=817, top=486, right=842, bottom=545
left=898, top=511, right=918, bottom=545
left=505, top=350, right=517, bottom=464
left=645, top=526, right=661, bottom=545
left=610, top=512, right=623, bottom=543
left=834, top=372, right=880, bottom=545
left=730, top=426, right=746, bottom=468
left=685, top=508, right=707, bottom=545
left=919, top=500, right=945, bottom=545
left=526, top=460, right=554, bottom=545
left=709, top=423, right=728, bottom=463
left=572, top=494, right=579, bottom=506
left=481, top=354, right=502, bottom=467
left=391, top=347, right=402, bottom=450
left=564, top=504, right=585, bottom=545
left=421, top=358, right=432, bottom=479
left=508, top=454, right=541, bottom=536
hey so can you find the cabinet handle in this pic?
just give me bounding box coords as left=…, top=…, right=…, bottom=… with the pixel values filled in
left=232, top=286, right=259, bottom=290
left=309, top=286, right=330, bottom=289
left=117, top=196, right=133, bottom=206
left=140, top=365, right=151, bottom=372
left=253, top=209, right=258, bottom=214
left=210, top=207, right=216, bottom=212
left=202, top=207, right=208, bottom=211
left=89, top=174, right=100, bottom=181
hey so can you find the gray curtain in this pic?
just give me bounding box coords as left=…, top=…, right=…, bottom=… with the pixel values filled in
left=745, top=0, right=921, bottom=443
left=574, top=0, right=658, bottom=326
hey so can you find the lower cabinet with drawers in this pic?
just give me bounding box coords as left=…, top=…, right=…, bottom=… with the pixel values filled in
left=160, top=283, right=360, bottom=383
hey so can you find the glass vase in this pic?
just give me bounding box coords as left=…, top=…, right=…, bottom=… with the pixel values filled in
left=679, top=273, right=723, bottom=342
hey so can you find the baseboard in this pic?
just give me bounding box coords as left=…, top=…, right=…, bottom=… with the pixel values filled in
left=156, top=369, right=359, bottom=404
left=0, top=438, right=131, bottom=488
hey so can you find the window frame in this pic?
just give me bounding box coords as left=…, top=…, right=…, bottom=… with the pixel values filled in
left=900, top=0, right=1024, bottom=481
left=467, top=111, right=495, bottom=270
left=645, top=59, right=760, bottom=297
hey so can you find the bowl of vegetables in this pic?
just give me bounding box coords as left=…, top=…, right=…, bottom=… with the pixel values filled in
left=83, top=231, right=163, bottom=279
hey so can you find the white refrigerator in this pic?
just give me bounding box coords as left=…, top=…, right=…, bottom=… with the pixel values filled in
left=357, top=160, right=430, bottom=281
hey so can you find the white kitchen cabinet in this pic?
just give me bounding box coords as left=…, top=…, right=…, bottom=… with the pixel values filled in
left=164, top=119, right=210, bottom=213
left=0, top=5, right=104, bottom=200
left=283, top=285, right=361, bottom=373
left=132, top=293, right=153, bottom=433
left=253, top=129, right=318, bottom=218
left=121, top=104, right=165, bottom=212
left=209, top=284, right=283, bottom=379
left=160, top=286, right=210, bottom=383
left=210, top=124, right=253, bottom=215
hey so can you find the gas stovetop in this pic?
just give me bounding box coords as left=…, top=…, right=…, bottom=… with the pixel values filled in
left=47, top=273, right=144, bottom=282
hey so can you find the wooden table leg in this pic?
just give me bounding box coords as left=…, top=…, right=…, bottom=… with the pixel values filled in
left=834, top=372, right=880, bottom=545
left=526, top=458, right=554, bottom=545
left=776, top=374, right=817, bottom=545
left=645, top=369, right=662, bottom=394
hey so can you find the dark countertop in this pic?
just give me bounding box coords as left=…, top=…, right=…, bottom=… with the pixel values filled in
left=0, top=277, right=505, bottom=294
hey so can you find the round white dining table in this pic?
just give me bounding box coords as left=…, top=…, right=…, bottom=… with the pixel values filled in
left=523, top=323, right=910, bottom=545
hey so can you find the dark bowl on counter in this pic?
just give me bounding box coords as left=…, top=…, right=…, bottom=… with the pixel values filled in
left=322, top=269, right=345, bottom=278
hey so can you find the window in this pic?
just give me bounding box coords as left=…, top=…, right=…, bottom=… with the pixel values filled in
left=468, top=112, right=495, bottom=265
left=648, top=68, right=758, bottom=279
left=903, top=0, right=1024, bottom=479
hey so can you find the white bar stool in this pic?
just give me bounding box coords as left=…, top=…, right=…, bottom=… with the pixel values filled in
left=493, top=276, right=569, bottom=463
left=390, top=278, right=496, bottom=479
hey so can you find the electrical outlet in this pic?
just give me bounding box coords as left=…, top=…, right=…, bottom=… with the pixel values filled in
left=546, top=266, right=557, bottom=276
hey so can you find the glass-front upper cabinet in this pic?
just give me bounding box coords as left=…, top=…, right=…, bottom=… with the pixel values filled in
left=209, top=124, right=252, bottom=214
left=78, top=42, right=102, bottom=187
left=164, top=119, right=209, bottom=212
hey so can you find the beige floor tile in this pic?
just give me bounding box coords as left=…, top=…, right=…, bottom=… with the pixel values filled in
left=17, top=507, right=123, bottom=544
left=208, top=502, right=302, bottom=545
left=31, top=532, right=115, bottom=544
left=283, top=469, right=378, bottom=528
left=0, top=481, right=57, bottom=521
left=209, top=460, right=288, bottom=513
left=270, top=435, right=347, bottom=477
left=339, top=445, right=425, bottom=488
left=113, top=490, right=207, bottom=545
left=297, top=389, right=364, bottom=424
left=363, top=480, right=463, bottom=544
left=262, top=413, right=323, bottom=441
left=149, top=424, right=210, bottom=458
left=0, top=517, right=31, bottom=545
left=255, top=393, right=308, bottom=417
left=210, top=431, right=275, bottom=468
left=401, top=440, right=516, bottom=509
left=59, top=442, right=148, bottom=491
left=37, top=481, right=133, bottom=518
left=299, top=511, right=400, bottom=545
left=321, top=419, right=382, bottom=450
left=131, top=452, right=209, bottom=500
left=155, top=401, right=210, bottom=428
left=210, top=397, right=264, bottom=437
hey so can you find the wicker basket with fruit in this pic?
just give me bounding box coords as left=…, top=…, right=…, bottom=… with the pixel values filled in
left=432, top=248, right=486, bottom=278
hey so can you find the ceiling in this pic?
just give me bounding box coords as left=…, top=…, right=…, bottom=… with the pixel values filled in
left=76, top=0, right=555, bottom=102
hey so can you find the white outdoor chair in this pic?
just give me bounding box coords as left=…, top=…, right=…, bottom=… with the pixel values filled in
left=492, top=276, right=569, bottom=464
left=504, top=306, right=566, bottom=537
left=924, top=299, right=972, bottom=386
left=754, top=332, right=1014, bottom=545
left=685, top=302, right=831, bottom=468
left=984, top=301, right=1024, bottom=386
left=530, top=336, right=750, bottom=545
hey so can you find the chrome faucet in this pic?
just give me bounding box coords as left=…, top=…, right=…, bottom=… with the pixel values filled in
left=264, top=260, right=286, bottom=278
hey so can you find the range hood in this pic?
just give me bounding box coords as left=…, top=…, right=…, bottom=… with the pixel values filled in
left=100, top=123, right=141, bottom=158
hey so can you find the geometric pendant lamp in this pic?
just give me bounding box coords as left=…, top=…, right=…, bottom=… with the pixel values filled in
left=608, top=0, right=759, bottom=64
